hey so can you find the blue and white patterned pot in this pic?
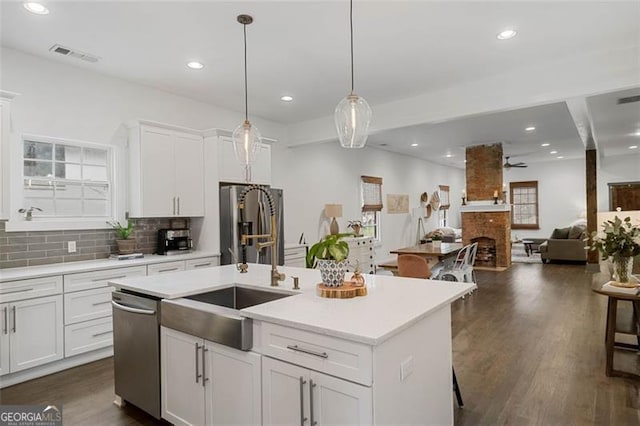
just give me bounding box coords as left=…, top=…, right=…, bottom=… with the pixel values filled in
left=317, top=259, right=348, bottom=287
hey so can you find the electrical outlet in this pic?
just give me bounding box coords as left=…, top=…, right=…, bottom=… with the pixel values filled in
left=68, top=241, right=77, bottom=253
left=400, top=356, right=414, bottom=381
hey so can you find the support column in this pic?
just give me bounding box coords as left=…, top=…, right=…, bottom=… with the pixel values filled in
left=586, top=148, right=599, bottom=268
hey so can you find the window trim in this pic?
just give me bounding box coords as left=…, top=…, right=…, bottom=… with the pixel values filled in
left=510, top=180, right=539, bottom=230
left=7, top=133, right=121, bottom=231
left=438, top=185, right=450, bottom=210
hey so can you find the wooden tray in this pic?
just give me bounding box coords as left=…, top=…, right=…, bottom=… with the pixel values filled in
left=609, top=280, right=640, bottom=289
left=317, top=281, right=367, bottom=299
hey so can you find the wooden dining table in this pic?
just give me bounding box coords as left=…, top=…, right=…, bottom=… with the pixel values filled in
left=381, top=242, right=464, bottom=274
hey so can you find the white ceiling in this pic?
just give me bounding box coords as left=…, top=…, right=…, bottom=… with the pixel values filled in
left=587, top=87, right=640, bottom=157
left=1, top=0, right=639, bottom=125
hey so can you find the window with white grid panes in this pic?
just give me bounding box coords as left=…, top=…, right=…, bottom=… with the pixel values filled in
left=361, top=176, right=382, bottom=241
left=510, top=181, right=539, bottom=229
left=22, top=137, right=112, bottom=218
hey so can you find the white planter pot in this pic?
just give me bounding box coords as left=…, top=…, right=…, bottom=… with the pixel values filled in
left=317, top=259, right=348, bottom=287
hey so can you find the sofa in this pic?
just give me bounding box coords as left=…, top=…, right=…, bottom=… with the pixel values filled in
left=539, top=225, right=588, bottom=263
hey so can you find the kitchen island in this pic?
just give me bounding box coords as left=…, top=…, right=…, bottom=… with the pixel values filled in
left=110, top=264, right=475, bottom=425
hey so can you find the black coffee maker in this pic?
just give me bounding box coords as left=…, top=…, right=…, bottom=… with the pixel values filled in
left=157, top=229, right=192, bottom=255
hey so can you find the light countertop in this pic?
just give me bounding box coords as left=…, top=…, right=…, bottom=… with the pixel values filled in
left=109, top=264, right=476, bottom=345
left=0, top=251, right=220, bottom=282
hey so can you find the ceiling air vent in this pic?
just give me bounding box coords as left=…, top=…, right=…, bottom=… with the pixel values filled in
left=49, top=44, right=100, bottom=63
left=617, top=95, right=640, bottom=105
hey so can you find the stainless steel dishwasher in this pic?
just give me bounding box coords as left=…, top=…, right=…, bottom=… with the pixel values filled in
left=112, top=291, right=161, bottom=419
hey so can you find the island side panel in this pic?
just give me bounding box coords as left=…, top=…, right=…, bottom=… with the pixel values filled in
left=372, top=305, right=453, bottom=425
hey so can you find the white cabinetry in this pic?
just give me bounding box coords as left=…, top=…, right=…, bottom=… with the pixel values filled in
left=185, top=256, right=219, bottom=270
left=0, top=91, right=18, bottom=220
left=262, top=357, right=372, bottom=426
left=217, top=134, right=272, bottom=185
left=161, top=326, right=261, bottom=426
left=147, top=260, right=185, bottom=275
left=128, top=122, right=204, bottom=217
left=344, top=236, right=376, bottom=274
left=63, top=266, right=146, bottom=357
left=284, top=244, right=308, bottom=268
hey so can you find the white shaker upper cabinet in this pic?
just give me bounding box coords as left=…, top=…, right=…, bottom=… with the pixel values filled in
left=128, top=121, right=204, bottom=218
left=217, top=135, right=272, bottom=185
left=0, top=91, right=19, bottom=220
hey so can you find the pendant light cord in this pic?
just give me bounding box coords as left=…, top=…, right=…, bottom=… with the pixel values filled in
left=243, top=23, right=249, bottom=121
left=350, top=0, right=354, bottom=93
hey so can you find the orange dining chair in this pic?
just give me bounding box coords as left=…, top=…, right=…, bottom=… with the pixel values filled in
left=397, top=254, right=432, bottom=279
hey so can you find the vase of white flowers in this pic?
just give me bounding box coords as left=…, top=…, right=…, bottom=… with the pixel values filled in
left=587, top=216, right=640, bottom=284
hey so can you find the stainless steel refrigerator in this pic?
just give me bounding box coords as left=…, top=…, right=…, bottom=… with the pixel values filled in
left=219, top=184, right=284, bottom=266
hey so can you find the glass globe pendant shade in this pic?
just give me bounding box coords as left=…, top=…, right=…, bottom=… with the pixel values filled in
left=232, top=119, right=262, bottom=166
left=334, top=92, right=372, bottom=149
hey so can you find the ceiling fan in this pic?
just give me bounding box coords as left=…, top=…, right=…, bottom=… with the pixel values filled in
left=503, top=156, right=528, bottom=169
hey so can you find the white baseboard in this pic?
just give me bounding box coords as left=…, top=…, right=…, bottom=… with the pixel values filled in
left=0, top=347, right=113, bottom=389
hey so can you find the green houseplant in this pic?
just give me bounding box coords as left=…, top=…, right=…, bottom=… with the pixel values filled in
left=587, top=216, right=640, bottom=283
left=306, top=233, right=351, bottom=287
left=107, top=219, right=136, bottom=254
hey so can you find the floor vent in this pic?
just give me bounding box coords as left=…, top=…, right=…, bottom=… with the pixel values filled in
left=49, top=44, right=100, bottom=63
left=617, top=95, right=640, bottom=105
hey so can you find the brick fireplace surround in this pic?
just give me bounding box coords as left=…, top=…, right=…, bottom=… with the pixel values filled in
left=462, top=143, right=511, bottom=268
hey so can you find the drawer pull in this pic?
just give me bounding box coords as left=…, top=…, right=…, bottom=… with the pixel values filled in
left=158, top=267, right=179, bottom=273
left=92, top=330, right=113, bottom=338
left=192, top=263, right=211, bottom=268
left=92, top=275, right=126, bottom=282
left=1, top=288, right=33, bottom=294
left=92, top=301, right=111, bottom=306
left=286, top=345, right=328, bottom=359
left=299, top=376, right=308, bottom=425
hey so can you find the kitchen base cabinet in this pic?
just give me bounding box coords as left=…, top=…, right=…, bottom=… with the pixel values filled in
left=161, top=326, right=261, bottom=426
left=0, top=304, right=9, bottom=375
left=9, top=295, right=64, bottom=373
left=262, top=357, right=372, bottom=426
left=161, top=327, right=204, bottom=426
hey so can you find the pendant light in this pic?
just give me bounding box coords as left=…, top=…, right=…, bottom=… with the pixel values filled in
left=334, top=0, right=371, bottom=149
left=232, top=14, right=262, bottom=174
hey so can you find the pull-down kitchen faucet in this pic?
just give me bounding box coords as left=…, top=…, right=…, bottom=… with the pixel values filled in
left=238, top=185, right=285, bottom=287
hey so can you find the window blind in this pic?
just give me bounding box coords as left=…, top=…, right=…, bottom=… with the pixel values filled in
left=361, top=176, right=383, bottom=211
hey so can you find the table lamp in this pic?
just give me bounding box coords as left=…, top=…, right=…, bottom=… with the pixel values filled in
left=324, top=204, right=343, bottom=235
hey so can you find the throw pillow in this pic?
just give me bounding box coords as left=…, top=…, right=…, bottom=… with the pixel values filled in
left=550, top=227, right=570, bottom=239
left=568, top=225, right=586, bottom=239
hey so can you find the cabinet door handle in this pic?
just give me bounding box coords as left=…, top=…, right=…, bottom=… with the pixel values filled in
left=12, top=306, right=16, bottom=333
left=173, top=197, right=176, bottom=215
left=92, top=330, right=113, bottom=338
left=192, top=262, right=211, bottom=268
left=3, top=307, right=7, bottom=335
left=299, top=376, right=308, bottom=425
left=92, top=301, right=111, bottom=306
left=309, top=379, right=317, bottom=425
left=202, top=346, right=208, bottom=387
left=195, top=343, right=202, bottom=383
left=177, top=197, right=180, bottom=215
left=287, top=345, right=328, bottom=359
left=92, top=275, right=125, bottom=282
left=158, top=267, right=179, bottom=273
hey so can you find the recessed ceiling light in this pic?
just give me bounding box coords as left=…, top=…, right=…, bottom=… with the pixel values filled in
left=557, top=156, right=564, bottom=159
left=634, top=131, right=640, bottom=137
left=280, top=95, right=294, bottom=102
left=186, top=61, right=204, bottom=70
left=541, top=143, right=550, bottom=147
left=629, top=145, right=638, bottom=149
left=410, top=143, right=418, bottom=147
left=525, top=126, right=536, bottom=132
left=23, top=2, right=49, bottom=14
left=445, top=154, right=453, bottom=158
left=550, top=150, right=558, bottom=154
left=497, top=29, right=517, bottom=40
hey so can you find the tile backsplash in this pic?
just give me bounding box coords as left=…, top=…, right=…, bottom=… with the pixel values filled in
left=0, top=218, right=189, bottom=269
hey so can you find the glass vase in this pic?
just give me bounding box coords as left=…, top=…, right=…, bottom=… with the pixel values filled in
left=612, top=257, right=633, bottom=283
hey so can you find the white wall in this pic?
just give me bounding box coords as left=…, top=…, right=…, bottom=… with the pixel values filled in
left=503, top=158, right=586, bottom=239
left=271, top=142, right=464, bottom=261
left=503, top=153, right=640, bottom=239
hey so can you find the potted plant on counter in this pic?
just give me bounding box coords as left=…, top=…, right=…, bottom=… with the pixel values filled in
left=107, top=219, right=136, bottom=255
left=431, top=234, right=443, bottom=248
left=587, top=215, right=640, bottom=285
left=306, top=233, right=350, bottom=287
left=347, top=220, right=362, bottom=237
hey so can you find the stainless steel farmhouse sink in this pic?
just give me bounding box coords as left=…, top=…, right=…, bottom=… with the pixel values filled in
left=185, top=285, right=293, bottom=309
left=160, top=285, right=294, bottom=351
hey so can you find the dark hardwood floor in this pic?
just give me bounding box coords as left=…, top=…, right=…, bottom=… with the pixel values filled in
left=1, top=262, right=638, bottom=425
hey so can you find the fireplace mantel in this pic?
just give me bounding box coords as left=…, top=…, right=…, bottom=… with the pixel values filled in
left=460, top=203, right=511, bottom=213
